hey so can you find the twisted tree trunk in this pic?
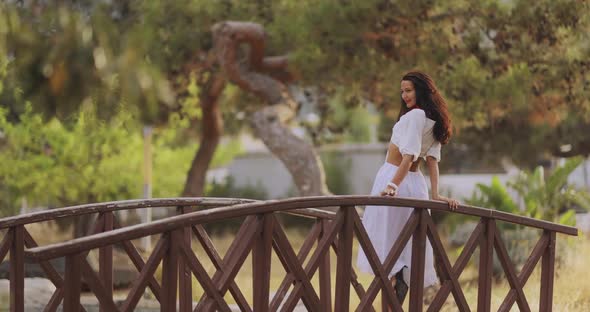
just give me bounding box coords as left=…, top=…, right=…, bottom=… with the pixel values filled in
left=182, top=71, right=226, bottom=197
left=212, top=21, right=329, bottom=196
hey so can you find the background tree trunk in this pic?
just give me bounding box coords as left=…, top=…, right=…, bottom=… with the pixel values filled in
left=212, top=21, right=330, bottom=196
left=182, top=72, right=226, bottom=197
left=249, top=106, right=329, bottom=196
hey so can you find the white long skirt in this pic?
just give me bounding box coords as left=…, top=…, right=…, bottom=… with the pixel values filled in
left=356, top=162, right=438, bottom=288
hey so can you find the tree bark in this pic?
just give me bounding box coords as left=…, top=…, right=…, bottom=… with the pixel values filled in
left=249, top=106, right=330, bottom=196
left=212, top=21, right=329, bottom=196
left=181, top=72, right=226, bottom=197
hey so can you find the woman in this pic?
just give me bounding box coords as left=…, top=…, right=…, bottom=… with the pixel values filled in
left=356, top=71, right=459, bottom=304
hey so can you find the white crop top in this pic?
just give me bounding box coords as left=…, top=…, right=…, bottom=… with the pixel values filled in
left=389, top=109, right=441, bottom=162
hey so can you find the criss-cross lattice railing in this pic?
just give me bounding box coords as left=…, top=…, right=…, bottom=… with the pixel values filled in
left=0, top=198, right=256, bottom=312
left=1, top=196, right=578, bottom=311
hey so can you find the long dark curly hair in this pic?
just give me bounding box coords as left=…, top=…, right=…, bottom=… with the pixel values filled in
left=398, top=71, right=452, bottom=144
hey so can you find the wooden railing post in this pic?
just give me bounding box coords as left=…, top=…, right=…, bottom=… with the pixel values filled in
left=253, top=213, right=273, bottom=312
left=161, top=231, right=179, bottom=312
left=177, top=207, right=193, bottom=312
left=99, top=212, right=113, bottom=312
left=7, top=196, right=577, bottom=312
left=540, top=231, right=556, bottom=312
left=318, top=218, right=332, bottom=312
left=478, top=218, right=495, bottom=312
left=9, top=225, right=24, bottom=312
left=335, top=206, right=354, bottom=312
left=409, top=209, right=427, bottom=312
left=64, top=253, right=83, bottom=312
left=269, top=220, right=321, bottom=311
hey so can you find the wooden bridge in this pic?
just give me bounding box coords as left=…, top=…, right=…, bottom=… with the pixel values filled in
left=0, top=196, right=578, bottom=311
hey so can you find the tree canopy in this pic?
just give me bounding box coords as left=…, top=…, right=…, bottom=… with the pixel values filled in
left=1, top=0, right=589, bottom=208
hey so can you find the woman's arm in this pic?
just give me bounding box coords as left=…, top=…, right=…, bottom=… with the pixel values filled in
left=426, top=156, right=440, bottom=199
left=391, top=155, right=414, bottom=186
left=381, top=154, right=413, bottom=196
left=426, top=156, right=459, bottom=210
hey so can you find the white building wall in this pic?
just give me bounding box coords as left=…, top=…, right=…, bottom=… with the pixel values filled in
left=568, top=157, right=590, bottom=191
left=227, top=143, right=590, bottom=233
left=569, top=158, right=590, bottom=233
left=227, top=143, right=510, bottom=201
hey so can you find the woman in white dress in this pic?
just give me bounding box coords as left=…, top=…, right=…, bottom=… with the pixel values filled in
left=356, top=71, right=459, bottom=305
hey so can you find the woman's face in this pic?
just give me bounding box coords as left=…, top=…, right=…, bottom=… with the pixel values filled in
left=401, top=80, right=417, bottom=109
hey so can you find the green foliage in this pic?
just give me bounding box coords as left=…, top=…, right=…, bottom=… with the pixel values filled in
left=466, top=157, right=590, bottom=225
left=0, top=4, right=173, bottom=122
left=2, top=1, right=589, bottom=158
left=508, top=158, right=590, bottom=224
left=468, top=176, right=519, bottom=214
left=0, top=104, right=241, bottom=215
left=320, top=151, right=352, bottom=195
left=150, top=111, right=243, bottom=198
left=322, top=89, right=375, bottom=144
left=0, top=104, right=140, bottom=211
left=464, top=158, right=589, bottom=275
left=0, top=0, right=589, bottom=209
left=205, top=176, right=268, bottom=200
left=466, top=176, right=520, bottom=231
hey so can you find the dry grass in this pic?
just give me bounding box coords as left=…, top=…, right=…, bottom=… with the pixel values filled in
left=4, top=220, right=588, bottom=310
left=176, top=228, right=590, bottom=311
left=23, top=220, right=74, bottom=245
left=476, top=235, right=590, bottom=312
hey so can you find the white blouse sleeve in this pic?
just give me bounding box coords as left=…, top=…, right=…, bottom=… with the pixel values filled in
left=398, top=109, right=426, bottom=162
left=425, top=141, right=442, bottom=162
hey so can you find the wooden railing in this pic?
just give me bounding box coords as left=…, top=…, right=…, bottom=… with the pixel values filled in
left=0, top=196, right=578, bottom=311
left=0, top=198, right=257, bottom=312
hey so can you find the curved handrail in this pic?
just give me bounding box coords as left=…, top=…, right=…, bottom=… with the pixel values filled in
left=0, top=197, right=257, bottom=229
left=25, top=195, right=578, bottom=261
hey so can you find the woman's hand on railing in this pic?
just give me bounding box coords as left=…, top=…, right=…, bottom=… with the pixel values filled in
left=380, top=181, right=399, bottom=197
left=380, top=185, right=398, bottom=197
left=432, top=194, right=460, bottom=211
